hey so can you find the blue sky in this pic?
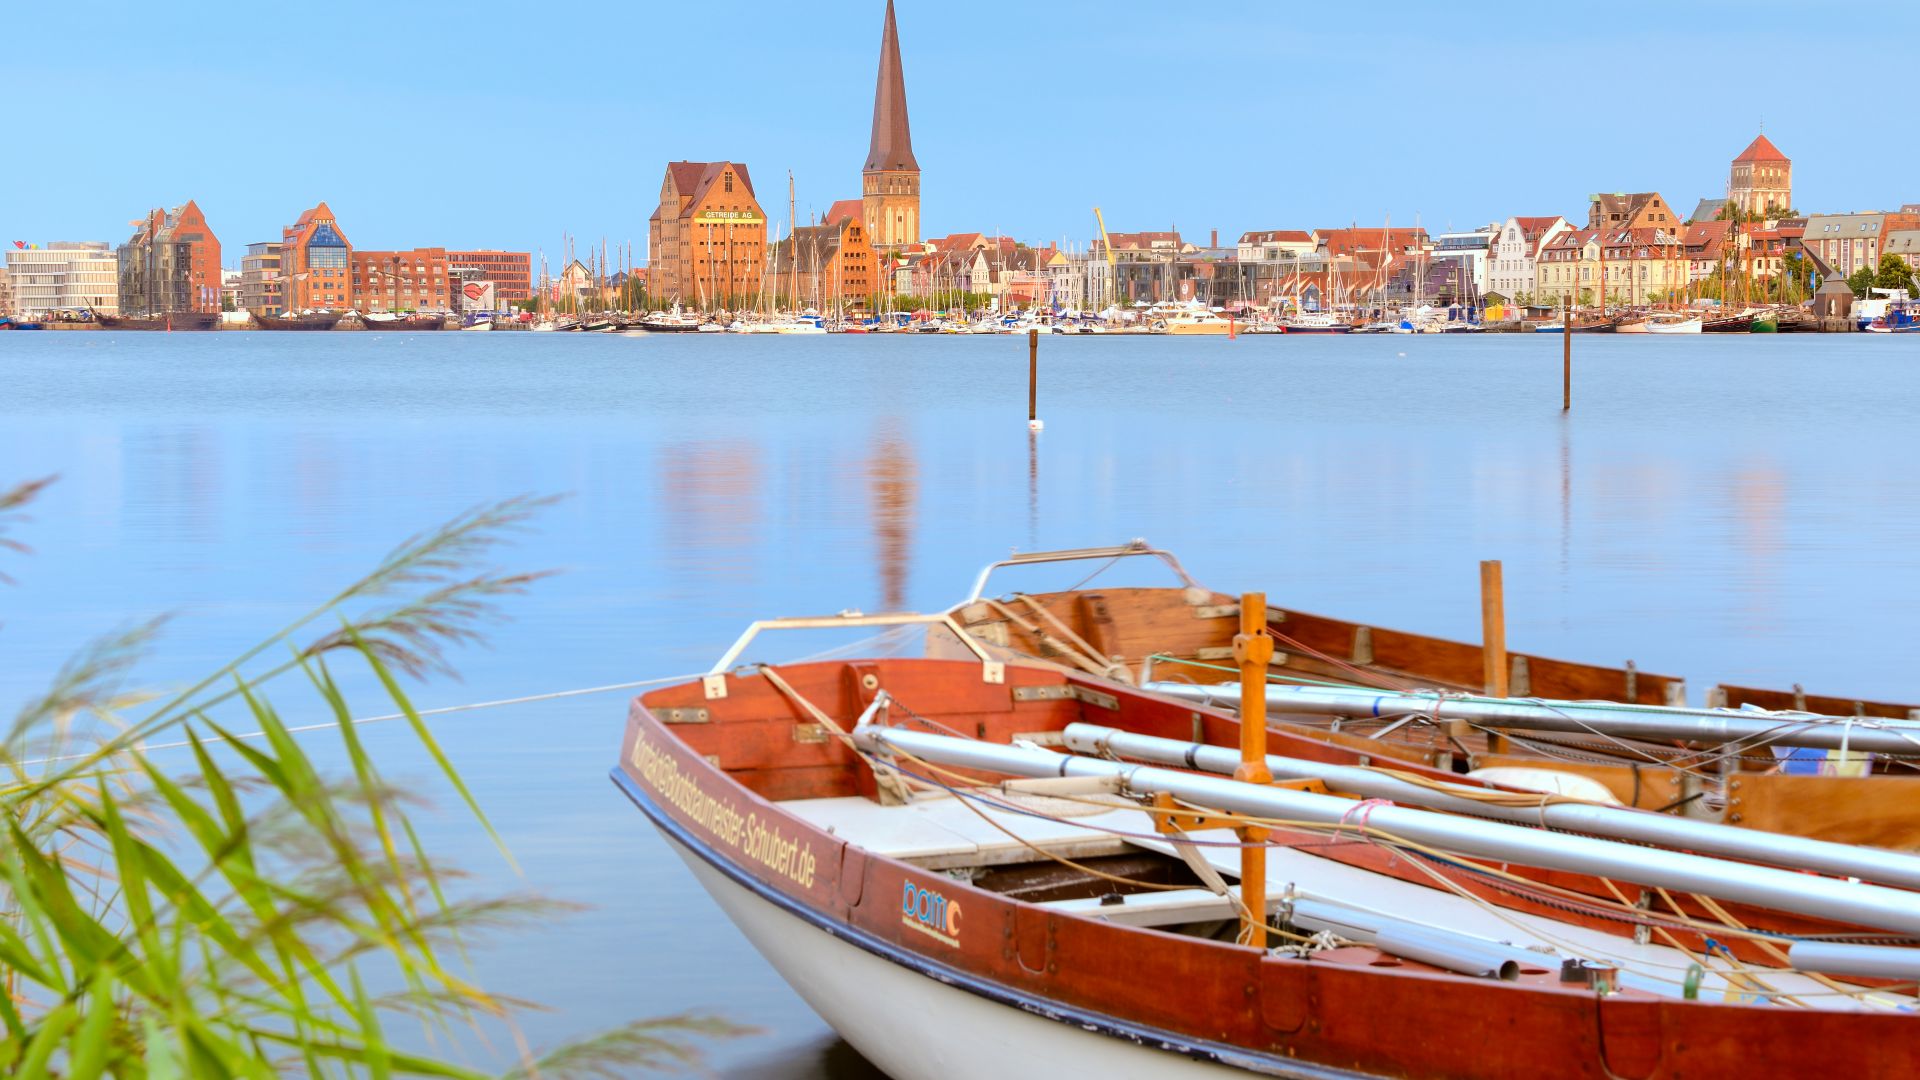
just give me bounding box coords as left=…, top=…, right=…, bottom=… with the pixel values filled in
left=6, top=0, right=1914, bottom=265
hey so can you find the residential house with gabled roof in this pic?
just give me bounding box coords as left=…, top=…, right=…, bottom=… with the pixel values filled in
left=1680, top=220, right=1733, bottom=284
left=1535, top=227, right=1601, bottom=307
left=1594, top=227, right=1686, bottom=306
left=1489, top=216, right=1571, bottom=304
left=1586, top=192, right=1679, bottom=232
left=648, top=160, right=767, bottom=309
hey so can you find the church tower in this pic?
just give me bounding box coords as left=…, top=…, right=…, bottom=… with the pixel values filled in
left=862, top=0, right=920, bottom=251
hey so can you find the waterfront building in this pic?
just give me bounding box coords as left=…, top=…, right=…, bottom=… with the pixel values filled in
left=555, top=259, right=597, bottom=307
left=862, top=0, right=920, bottom=251
left=648, top=161, right=767, bottom=308
left=1586, top=192, right=1679, bottom=232
left=1729, top=135, right=1791, bottom=218
left=116, top=200, right=222, bottom=316
left=1596, top=227, right=1687, bottom=305
left=1237, top=230, right=1316, bottom=264
left=238, top=242, right=282, bottom=315
left=1681, top=220, right=1733, bottom=283
left=4, top=242, right=118, bottom=316
left=1489, top=216, right=1571, bottom=304
left=1534, top=228, right=1600, bottom=307
left=352, top=248, right=451, bottom=312
left=1045, top=248, right=1086, bottom=310
left=1431, top=226, right=1499, bottom=297
left=0, top=266, right=11, bottom=315
left=1800, top=211, right=1920, bottom=279
left=769, top=213, right=877, bottom=310
left=1747, top=219, right=1804, bottom=281
left=221, top=270, right=242, bottom=311
left=446, top=250, right=532, bottom=304
left=1887, top=229, right=1920, bottom=275
left=1095, top=231, right=1188, bottom=304
left=279, top=203, right=352, bottom=311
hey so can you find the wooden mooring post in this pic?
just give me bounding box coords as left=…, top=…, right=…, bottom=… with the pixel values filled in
left=1562, top=296, right=1572, bottom=411
left=1027, top=329, right=1043, bottom=431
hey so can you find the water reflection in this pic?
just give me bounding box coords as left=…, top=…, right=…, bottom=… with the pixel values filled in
left=724, top=1035, right=886, bottom=1080
left=657, top=440, right=764, bottom=591
left=867, top=422, right=916, bottom=612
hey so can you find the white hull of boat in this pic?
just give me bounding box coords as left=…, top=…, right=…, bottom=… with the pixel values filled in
left=665, top=834, right=1246, bottom=1080
left=1647, top=319, right=1703, bottom=334
left=1614, top=319, right=1650, bottom=334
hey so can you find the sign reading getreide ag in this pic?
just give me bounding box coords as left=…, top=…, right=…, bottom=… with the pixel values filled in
left=693, top=210, right=763, bottom=224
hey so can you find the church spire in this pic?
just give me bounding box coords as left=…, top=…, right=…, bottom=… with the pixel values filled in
left=865, top=0, right=917, bottom=174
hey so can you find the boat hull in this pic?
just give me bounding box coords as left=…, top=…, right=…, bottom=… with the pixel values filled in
left=95, top=311, right=220, bottom=331
left=254, top=313, right=343, bottom=331
left=649, top=818, right=1253, bottom=1080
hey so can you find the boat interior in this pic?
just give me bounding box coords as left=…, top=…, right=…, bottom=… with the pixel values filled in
left=931, top=553, right=1920, bottom=848
left=637, top=643, right=1918, bottom=1015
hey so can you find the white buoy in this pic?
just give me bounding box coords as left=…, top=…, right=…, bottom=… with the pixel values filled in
left=1028, top=418, right=1044, bottom=432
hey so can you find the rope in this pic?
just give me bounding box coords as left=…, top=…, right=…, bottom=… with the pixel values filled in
left=17, top=672, right=712, bottom=768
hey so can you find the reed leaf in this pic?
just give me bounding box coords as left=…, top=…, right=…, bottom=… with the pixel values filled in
left=0, top=482, right=739, bottom=1075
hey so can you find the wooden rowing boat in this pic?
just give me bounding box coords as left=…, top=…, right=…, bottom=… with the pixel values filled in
left=934, top=544, right=1920, bottom=848
left=614, top=613, right=1920, bottom=1079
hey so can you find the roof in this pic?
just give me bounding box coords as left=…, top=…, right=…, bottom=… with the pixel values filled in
left=658, top=162, right=758, bottom=220
left=1317, top=227, right=1428, bottom=257
left=825, top=199, right=864, bottom=226
left=1542, top=228, right=1599, bottom=251
left=1689, top=198, right=1726, bottom=223
left=1240, top=229, right=1311, bottom=244
left=1733, top=134, right=1788, bottom=163
left=865, top=0, right=918, bottom=173
left=1510, top=216, right=1563, bottom=237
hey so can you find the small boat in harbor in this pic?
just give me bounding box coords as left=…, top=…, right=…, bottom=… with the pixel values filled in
left=254, top=311, right=344, bottom=331
left=1646, top=314, right=1703, bottom=334
left=1702, top=311, right=1759, bottom=333
left=93, top=311, right=220, bottom=331
left=617, top=605, right=1920, bottom=1080
left=1279, top=311, right=1352, bottom=334
left=361, top=312, right=449, bottom=331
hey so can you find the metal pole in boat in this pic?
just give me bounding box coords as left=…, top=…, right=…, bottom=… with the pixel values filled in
left=1027, top=329, right=1043, bottom=431
left=1562, top=295, right=1572, bottom=410
left=1235, top=592, right=1274, bottom=948
left=1479, top=561, right=1509, bottom=755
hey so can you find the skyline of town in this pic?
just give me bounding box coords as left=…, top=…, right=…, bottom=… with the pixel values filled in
left=6, top=1, right=1917, bottom=261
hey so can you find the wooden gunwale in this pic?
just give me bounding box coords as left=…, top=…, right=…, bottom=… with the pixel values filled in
left=615, top=658, right=1918, bottom=1078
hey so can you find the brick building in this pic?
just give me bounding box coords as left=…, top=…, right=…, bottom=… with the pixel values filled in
left=446, top=250, right=531, bottom=304
left=1729, top=135, right=1791, bottom=218
left=351, top=248, right=452, bottom=312
left=862, top=0, right=920, bottom=251
left=116, top=200, right=222, bottom=316
left=770, top=211, right=876, bottom=309
left=280, top=203, right=352, bottom=311
left=648, top=161, right=767, bottom=309
left=1586, top=192, right=1680, bottom=232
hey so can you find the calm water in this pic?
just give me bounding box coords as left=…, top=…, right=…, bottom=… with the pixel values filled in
left=4, top=329, right=1919, bottom=1073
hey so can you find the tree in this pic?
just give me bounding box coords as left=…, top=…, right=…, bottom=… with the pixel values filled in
left=1577, top=287, right=1595, bottom=308
left=1848, top=266, right=1877, bottom=297
left=1873, top=253, right=1917, bottom=294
